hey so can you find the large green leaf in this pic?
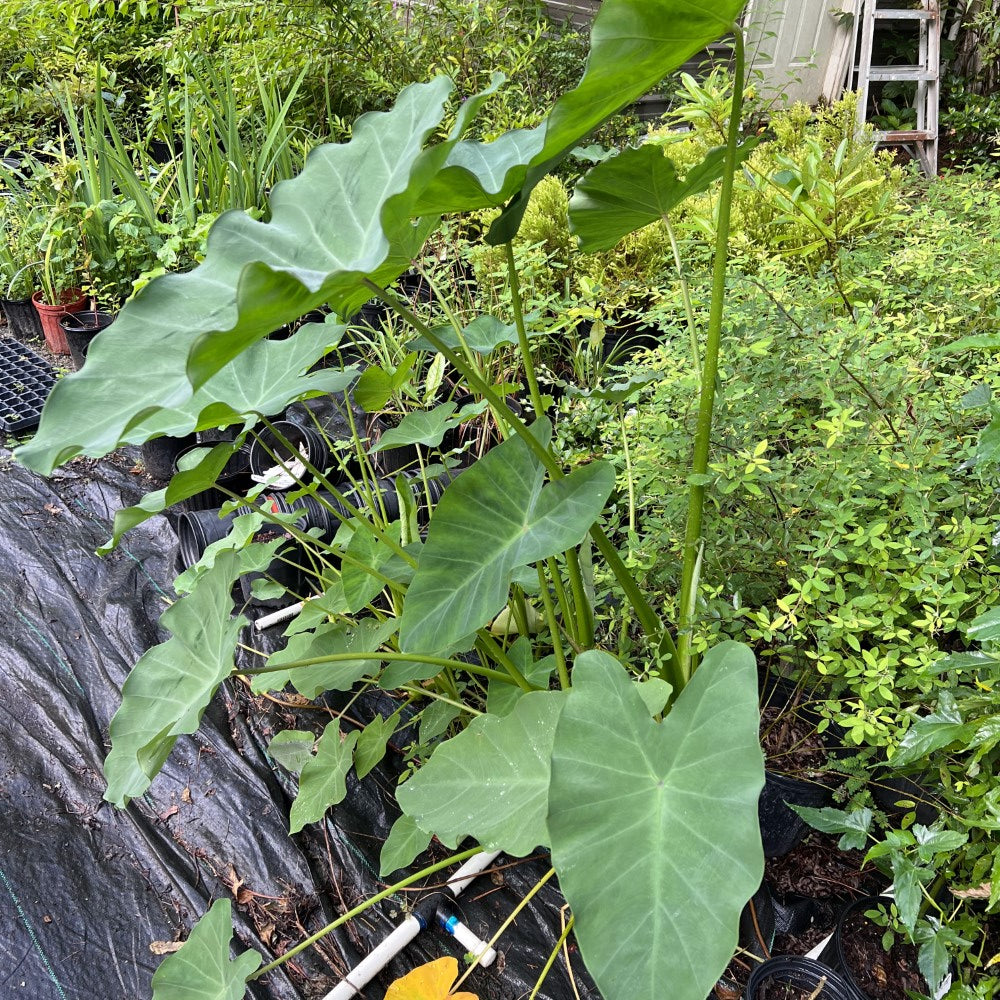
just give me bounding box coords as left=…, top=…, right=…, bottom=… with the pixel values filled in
left=251, top=618, right=398, bottom=698
left=414, top=0, right=750, bottom=240
left=396, top=690, right=565, bottom=855
left=151, top=899, right=260, bottom=1000
left=289, top=721, right=360, bottom=833
left=548, top=643, right=763, bottom=1000
left=399, top=419, right=614, bottom=654
left=104, top=546, right=269, bottom=807
left=569, top=142, right=754, bottom=252
left=16, top=78, right=461, bottom=474
left=17, top=0, right=747, bottom=475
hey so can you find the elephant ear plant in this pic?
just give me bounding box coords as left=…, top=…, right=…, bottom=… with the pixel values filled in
left=16, top=3, right=764, bottom=998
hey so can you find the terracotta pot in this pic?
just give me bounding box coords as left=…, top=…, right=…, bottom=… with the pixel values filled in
left=31, top=289, right=87, bottom=355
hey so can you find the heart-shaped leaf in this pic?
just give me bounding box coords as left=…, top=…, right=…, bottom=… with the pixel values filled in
left=397, top=690, right=565, bottom=855
left=17, top=77, right=460, bottom=474
left=372, top=402, right=458, bottom=451
left=151, top=899, right=261, bottom=1000
left=414, top=0, right=751, bottom=241
left=548, top=643, right=764, bottom=1000
left=409, top=315, right=518, bottom=353
left=399, top=419, right=614, bottom=654
left=267, top=730, right=316, bottom=775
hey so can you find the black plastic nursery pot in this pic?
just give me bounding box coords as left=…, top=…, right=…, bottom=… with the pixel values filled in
left=1, top=295, right=44, bottom=342
left=175, top=507, right=239, bottom=570
left=713, top=883, right=777, bottom=997
left=141, top=434, right=199, bottom=481
left=759, top=770, right=832, bottom=859
left=600, top=320, right=662, bottom=363
left=745, top=956, right=864, bottom=1000
left=173, top=444, right=253, bottom=512
left=248, top=420, right=339, bottom=485
left=58, top=309, right=115, bottom=369
left=868, top=767, right=940, bottom=826
left=818, top=895, right=940, bottom=1000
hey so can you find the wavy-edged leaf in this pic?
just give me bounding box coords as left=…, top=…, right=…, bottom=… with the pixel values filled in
left=372, top=402, right=458, bottom=451
left=105, top=546, right=266, bottom=807
left=380, top=814, right=433, bottom=877
left=548, top=643, right=763, bottom=1000
left=397, top=690, right=565, bottom=855
left=151, top=899, right=260, bottom=1000
left=17, top=78, right=461, bottom=474
left=414, top=0, right=751, bottom=241
left=399, top=419, right=614, bottom=654
left=251, top=618, right=398, bottom=698
left=289, top=721, right=360, bottom=833
left=570, top=142, right=753, bottom=252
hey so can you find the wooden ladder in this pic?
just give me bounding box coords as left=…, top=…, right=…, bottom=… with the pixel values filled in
left=850, top=0, right=941, bottom=176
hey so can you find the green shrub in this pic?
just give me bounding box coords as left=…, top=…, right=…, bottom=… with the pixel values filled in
left=587, top=255, right=1000, bottom=743
left=649, top=80, right=904, bottom=268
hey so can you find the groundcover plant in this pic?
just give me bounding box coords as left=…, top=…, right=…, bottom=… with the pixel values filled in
left=16, top=2, right=766, bottom=998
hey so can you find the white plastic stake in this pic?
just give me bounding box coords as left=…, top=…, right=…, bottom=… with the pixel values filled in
left=253, top=600, right=306, bottom=632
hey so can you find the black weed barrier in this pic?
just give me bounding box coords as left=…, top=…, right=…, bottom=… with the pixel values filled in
left=0, top=450, right=596, bottom=1000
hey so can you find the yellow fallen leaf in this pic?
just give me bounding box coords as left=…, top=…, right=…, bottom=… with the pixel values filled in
left=384, top=956, right=478, bottom=1000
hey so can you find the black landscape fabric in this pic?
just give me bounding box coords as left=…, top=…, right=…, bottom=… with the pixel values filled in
left=0, top=448, right=596, bottom=1000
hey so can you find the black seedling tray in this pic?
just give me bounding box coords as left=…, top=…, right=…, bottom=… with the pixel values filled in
left=0, top=338, right=58, bottom=433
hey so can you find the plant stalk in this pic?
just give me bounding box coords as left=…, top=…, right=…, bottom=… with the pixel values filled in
left=250, top=847, right=482, bottom=979
left=362, top=279, right=663, bottom=641
left=673, top=26, right=746, bottom=688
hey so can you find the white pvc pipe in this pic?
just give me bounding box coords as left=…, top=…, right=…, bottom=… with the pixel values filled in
left=446, top=850, right=501, bottom=898
left=323, top=916, right=423, bottom=1000
left=320, top=850, right=503, bottom=999
left=253, top=600, right=305, bottom=632
left=439, top=913, right=497, bottom=967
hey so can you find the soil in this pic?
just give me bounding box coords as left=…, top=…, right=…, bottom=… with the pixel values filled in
left=838, top=906, right=926, bottom=999
left=766, top=831, right=886, bottom=901
left=756, top=980, right=827, bottom=1000
left=760, top=704, right=838, bottom=783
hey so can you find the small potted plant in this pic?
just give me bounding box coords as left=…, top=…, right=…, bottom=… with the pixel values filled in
left=31, top=217, right=86, bottom=355
left=0, top=196, right=45, bottom=341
